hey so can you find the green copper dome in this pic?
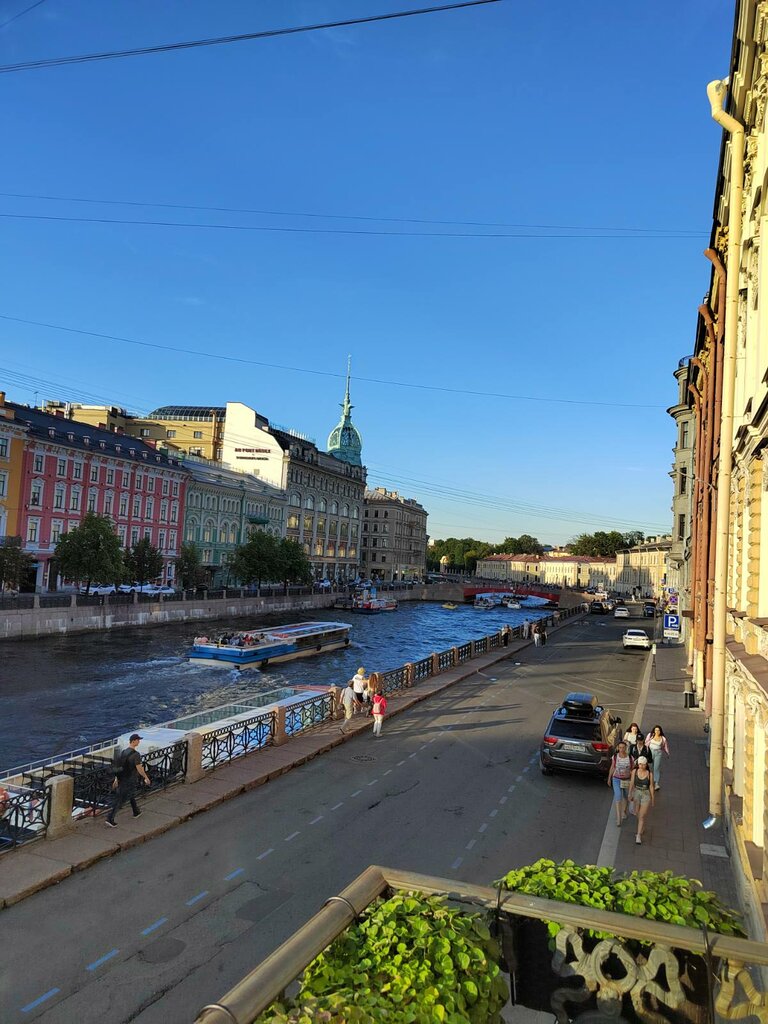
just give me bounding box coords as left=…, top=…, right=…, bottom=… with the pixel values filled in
left=327, top=361, right=363, bottom=466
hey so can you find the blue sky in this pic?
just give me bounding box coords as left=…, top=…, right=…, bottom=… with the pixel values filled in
left=2, top=0, right=733, bottom=544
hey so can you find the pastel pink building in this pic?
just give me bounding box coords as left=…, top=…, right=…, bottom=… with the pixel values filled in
left=11, top=403, right=189, bottom=591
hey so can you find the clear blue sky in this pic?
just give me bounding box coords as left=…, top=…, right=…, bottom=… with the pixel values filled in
left=2, top=0, right=733, bottom=545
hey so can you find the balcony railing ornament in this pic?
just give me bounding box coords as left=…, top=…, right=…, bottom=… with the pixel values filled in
left=716, top=962, right=768, bottom=1022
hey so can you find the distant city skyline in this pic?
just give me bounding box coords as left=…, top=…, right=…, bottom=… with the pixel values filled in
left=1, top=0, right=732, bottom=543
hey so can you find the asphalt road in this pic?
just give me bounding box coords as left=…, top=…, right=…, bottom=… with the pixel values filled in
left=1, top=610, right=651, bottom=1024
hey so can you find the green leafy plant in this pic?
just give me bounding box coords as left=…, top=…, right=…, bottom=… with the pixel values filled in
left=255, top=892, right=509, bottom=1024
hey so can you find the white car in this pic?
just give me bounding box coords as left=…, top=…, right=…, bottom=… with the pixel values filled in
left=614, top=606, right=630, bottom=618
left=623, top=628, right=651, bottom=650
left=80, top=583, right=117, bottom=596
left=119, top=583, right=168, bottom=595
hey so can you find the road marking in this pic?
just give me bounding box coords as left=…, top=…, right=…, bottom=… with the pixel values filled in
left=523, top=766, right=530, bottom=773
left=285, top=831, right=301, bottom=842
left=508, top=785, right=516, bottom=793
left=515, top=775, right=523, bottom=783
left=257, top=848, right=274, bottom=860
left=224, top=868, right=245, bottom=881
left=466, top=838, right=476, bottom=850
left=451, top=856, right=464, bottom=870
left=21, top=989, right=60, bottom=1013
left=383, top=769, right=392, bottom=775
left=141, top=917, right=168, bottom=936
left=367, top=779, right=378, bottom=786
left=489, top=809, right=498, bottom=818
left=309, top=815, right=324, bottom=825
left=409, top=752, right=417, bottom=758
left=499, top=796, right=507, bottom=804
left=429, top=737, right=437, bottom=743
left=86, top=949, right=119, bottom=971
left=478, top=823, right=488, bottom=833
left=351, top=790, right=362, bottom=797
left=186, top=891, right=209, bottom=906
left=331, top=802, right=344, bottom=810
left=397, top=760, right=406, bottom=766
left=420, top=744, right=428, bottom=750
left=529, top=755, right=538, bottom=764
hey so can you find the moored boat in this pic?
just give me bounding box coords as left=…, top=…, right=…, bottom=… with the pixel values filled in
left=442, top=602, right=458, bottom=610
left=189, top=621, right=351, bottom=669
left=350, top=586, right=398, bottom=614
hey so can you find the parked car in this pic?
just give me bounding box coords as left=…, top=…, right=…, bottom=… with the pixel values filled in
left=80, top=583, right=117, bottom=596
left=643, top=602, right=657, bottom=618
left=540, top=693, right=622, bottom=777
left=119, top=583, right=170, bottom=595
left=614, top=605, right=630, bottom=618
left=622, top=628, right=651, bottom=651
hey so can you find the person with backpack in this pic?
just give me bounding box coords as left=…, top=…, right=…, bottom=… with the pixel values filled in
left=371, top=690, right=387, bottom=737
left=606, top=740, right=634, bottom=826
left=106, top=734, right=150, bottom=827
left=339, top=680, right=357, bottom=735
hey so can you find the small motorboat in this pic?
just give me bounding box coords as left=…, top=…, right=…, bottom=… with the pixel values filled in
left=442, top=602, right=458, bottom=610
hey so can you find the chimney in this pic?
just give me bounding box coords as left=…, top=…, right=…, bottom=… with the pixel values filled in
left=0, top=391, right=5, bottom=406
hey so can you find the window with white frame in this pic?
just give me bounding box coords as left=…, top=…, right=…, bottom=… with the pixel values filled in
left=90, top=464, right=99, bottom=483
left=72, top=462, right=83, bottom=480
left=133, top=496, right=140, bottom=517
left=70, top=488, right=81, bottom=511
left=145, top=497, right=154, bottom=519
left=147, top=476, right=155, bottom=493
left=160, top=500, right=168, bottom=522
left=170, top=530, right=177, bottom=548
left=106, top=468, right=114, bottom=485
left=131, top=527, right=139, bottom=545
left=170, top=503, right=177, bottom=524
left=0, top=471, right=7, bottom=498
left=172, top=480, right=179, bottom=497
left=33, top=453, right=44, bottom=473
left=26, top=518, right=39, bottom=543
left=87, top=488, right=97, bottom=513
left=57, top=458, right=66, bottom=476
left=161, top=478, right=169, bottom=496
left=0, top=437, right=8, bottom=459
left=159, top=529, right=166, bottom=549
left=51, top=520, right=64, bottom=544
left=144, top=527, right=152, bottom=541
left=118, top=525, right=127, bottom=546
left=119, top=494, right=128, bottom=517
left=136, top=473, right=143, bottom=489
left=104, top=493, right=113, bottom=516
left=122, top=471, right=130, bottom=487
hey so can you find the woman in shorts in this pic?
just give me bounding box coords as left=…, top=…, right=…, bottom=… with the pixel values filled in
left=628, top=755, right=655, bottom=845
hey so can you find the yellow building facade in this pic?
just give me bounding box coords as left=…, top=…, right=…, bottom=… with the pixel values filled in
left=0, top=391, right=27, bottom=541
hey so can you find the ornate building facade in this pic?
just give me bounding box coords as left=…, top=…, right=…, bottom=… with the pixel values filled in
left=360, top=488, right=428, bottom=582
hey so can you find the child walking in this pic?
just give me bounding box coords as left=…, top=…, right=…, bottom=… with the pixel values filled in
left=372, top=691, right=387, bottom=737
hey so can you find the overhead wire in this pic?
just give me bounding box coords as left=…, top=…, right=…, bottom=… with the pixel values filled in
left=0, top=0, right=48, bottom=31
left=0, top=1, right=501, bottom=74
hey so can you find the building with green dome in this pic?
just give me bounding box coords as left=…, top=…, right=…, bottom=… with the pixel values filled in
left=326, top=363, right=363, bottom=467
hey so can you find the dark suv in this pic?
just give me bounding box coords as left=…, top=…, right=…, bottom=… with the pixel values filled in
left=589, top=602, right=607, bottom=614
left=539, top=693, right=622, bottom=777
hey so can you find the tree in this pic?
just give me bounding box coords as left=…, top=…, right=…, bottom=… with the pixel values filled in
left=497, top=535, right=543, bottom=555
left=54, top=513, right=124, bottom=590
left=175, top=543, right=206, bottom=590
left=276, top=538, right=312, bottom=591
left=567, top=530, right=641, bottom=558
left=229, top=530, right=282, bottom=587
left=124, top=537, right=164, bottom=586
left=0, top=536, right=35, bottom=590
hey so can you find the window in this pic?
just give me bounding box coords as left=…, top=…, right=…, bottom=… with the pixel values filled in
left=352, top=506, right=359, bottom=519
left=160, top=500, right=168, bottom=522
left=193, top=430, right=203, bottom=439
left=119, top=494, right=128, bottom=516
left=287, top=513, right=299, bottom=530
left=30, top=480, right=42, bottom=507
left=0, top=472, right=6, bottom=498
left=133, top=497, right=140, bottom=517
left=681, top=421, right=690, bottom=449
left=290, top=492, right=301, bottom=507
left=145, top=497, right=154, bottom=519
left=170, top=530, right=177, bottom=549
left=87, top=489, right=97, bottom=513
left=90, top=465, right=99, bottom=483
left=117, top=525, right=127, bottom=546
left=159, top=529, right=167, bottom=549
left=331, top=501, right=338, bottom=514
left=131, top=527, right=139, bottom=546
left=140, top=428, right=150, bottom=437
left=305, top=496, right=314, bottom=510
left=147, top=476, right=155, bottom=493
left=136, top=474, right=143, bottom=489
left=219, top=524, right=228, bottom=543
left=679, top=467, right=688, bottom=495
left=677, top=513, right=686, bottom=540
left=27, top=519, right=39, bottom=543
left=70, top=488, right=81, bottom=512
left=166, top=429, right=177, bottom=438
left=373, top=524, right=378, bottom=533
left=189, top=447, right=203, bottom=456
left=203, top=520, right=214, bottom=543
left=122, top=471, right=130, bottom=487
left=144, top=527, right=152, bottom=541
left=319, top=498, right=327, bottom=512
left=34, top=453, right=44, bottom=473
left=104, top=493, right=113, bottom=516
left=170, top=503, right=177, bottom=524
left=172, top=481, right=179, bottom=497
left=73, top=462, right=82, bottom=480
left=374, top=510, right=379, bottom=518
left=162, top=478, right=169, bottom=496
left=342, top=503, right=349, bottom=517
left=304, top=515, right=313, bottom=532
left=57, top=458, right=66, bottom=476
left=51, top=520, right=63, bottom=544
left=0, top=438, right=7, bottom=458
left=106, top=468, right=114, bottom=485
left=380, top=555, right=386, bottom=563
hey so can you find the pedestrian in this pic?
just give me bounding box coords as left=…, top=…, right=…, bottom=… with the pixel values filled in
left=352, top=667, right=368, bottom=713
left=371, top=691, right=387, bottom=737
left=522, top=619, right=531, bottom=639
left=339, top=680, right=356, bottom=734
left=623, top=722, right=642, bottom=749
left=501, top=624, right=511, bottom=647
left=607, top=740, right=634, bottom=826
left=105, top=734, right=150, bottom=827
left=628, top=755, right=655, bottom=844
left=533, top=624, right=541, bottom=647
left=629, top=733, right=652, bottom=764
left=645, top=725, right=670, bottom=789
left=539, top=624, right=548, bottom=647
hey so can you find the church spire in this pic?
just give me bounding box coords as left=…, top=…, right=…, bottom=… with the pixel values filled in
left=327, top=357, right=363, bottom=466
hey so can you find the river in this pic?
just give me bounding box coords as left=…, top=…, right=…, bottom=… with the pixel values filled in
left=2, top=601, right=551, bottom=773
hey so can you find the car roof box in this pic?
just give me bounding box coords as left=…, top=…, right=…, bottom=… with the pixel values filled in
left=562, top=693, right=598, bottom=714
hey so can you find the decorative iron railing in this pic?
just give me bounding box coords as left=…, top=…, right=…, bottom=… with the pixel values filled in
left=412, top=656, right=433, bottom=683
left=0, top=786, right=50, bottom=853
left=456, top=641, right=472, bottom=663
left=285, top=694, right=334, bottom=736
left=143, top=740, right=188, bottom=791
left=201, top=711, right=276, bottom=770
left=38, top=594, right=72, bottom=609
left=475, top=637, right=488, bottom=655
left=437, top=649, right=454, bottom=671
left=378, top=667, right=408, bottom=694
left=489, top=632, right=500, bottom=649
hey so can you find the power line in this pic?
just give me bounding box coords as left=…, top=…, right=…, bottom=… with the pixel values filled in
left=0, top=1, right=501, bottom=75
left=0, top=0, right=48, bottom=32
left=0, top=313, right=666, bottom=410
left=0, top=191, right=706, bottom=237
left=0, top=210, right=702, bottom=240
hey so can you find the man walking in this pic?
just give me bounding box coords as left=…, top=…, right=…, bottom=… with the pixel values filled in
left=339, top=680, right=356, bottom=734
left=522, top=619, right=531, bottom=639
left=106, top=734, right=150, bottom=827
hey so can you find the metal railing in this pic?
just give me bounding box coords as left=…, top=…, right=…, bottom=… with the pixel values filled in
left=475, top=636, right=488, bottom=655
left=285, top=694, right=334, bottom=736
left=0, top=786, right=51, bottom=853
left=201, top=710, right=276, bottom=770
left=457, top=641, right=472, bottom=663
left=38, top=593, right=72, bottom=609
left=378, top=666, right=408, bottom=695
left=437, top=649, right=454, bottom=671
left=195, top=864, right=768, bottom=1024
left=412, top=655, right=433, bottom=683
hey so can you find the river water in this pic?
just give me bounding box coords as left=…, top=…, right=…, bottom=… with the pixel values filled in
left=2, top=601, right=551, bottom=773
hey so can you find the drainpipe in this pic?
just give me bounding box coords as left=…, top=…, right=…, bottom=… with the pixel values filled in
left=705, top=78, right=744, bottom=826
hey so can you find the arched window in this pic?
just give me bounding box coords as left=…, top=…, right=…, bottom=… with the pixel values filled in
left=290, top=492, right=301, bottom=507
left=219, top=522, right=229, bottom=543
left=203, top=518, right=215, bottom=543
left=342, top=503, right=349, bottom=517
left=230, top=524, right=238, bottom=543
left=186, top=518, right=198, bottom=542
left=305, top=496, right=314, bottom=510
left=331, top=501, right=339, bottom=514
left=352, top=506, right=359, bottom=519
left=318, top=498, right=327, bottom=513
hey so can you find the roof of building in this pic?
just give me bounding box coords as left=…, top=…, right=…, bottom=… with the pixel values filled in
left=147, top=406, right=226, bottom=421
left=479, top=553, right=617, bottom=563
left=181, top=456, right=284, bottom=495
left=364, top=488, right=426, bottom=512
left=10, top=403, right=188, bottom=471
left=327, top=362, right=363, bottom=467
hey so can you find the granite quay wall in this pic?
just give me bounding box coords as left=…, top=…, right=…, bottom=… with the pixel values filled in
left=0, top=582, right=429, bottom=641
left=0, top=607, right=582, bottom=872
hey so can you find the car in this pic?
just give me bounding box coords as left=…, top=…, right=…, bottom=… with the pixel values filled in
left=80, top=583, right=117, bottom=596
left=540, top=693, right=622, bottom=777
left=623, top=628, right=651, bottom=650
left=589, top=601, right=607, bottom=614
left=614, top=605, right=630, bottom=618
left=643, top=602, right=657, bottom=618
left=119, top=583, right=167, bottom=595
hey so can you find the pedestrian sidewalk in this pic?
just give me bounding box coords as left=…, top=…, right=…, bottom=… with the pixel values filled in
left=0, top=614, right=584, bottom=912
left=611, top=643, right=740, bottom=913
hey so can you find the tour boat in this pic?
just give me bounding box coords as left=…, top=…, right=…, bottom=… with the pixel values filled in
left=189, top=621, right=351, bottom=668
left=442, top=602, right=458, bottom=610
left=351, top=593, right=398, bottom=614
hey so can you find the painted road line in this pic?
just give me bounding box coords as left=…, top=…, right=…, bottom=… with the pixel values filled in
left=331, top=802, right=344, bottom=810
left=383, top=769, right=392, bottom=775
left=285, top=831, right=300, bottom=842
left=515, top=775, right=523, bottom=782
left=523, top=766, right=530, bottom=773
left=451, top=857, right=464, bottom=870
left=186, top=891, right=209, bottom=907
left=508, top=784, right=516, bottom=793
left=351, top=789, right=362, bottom=797
left=367, top=779, right=378, bottom=786
left=308, top=815, right=324, bottom=825
left=86, top=949, right=119, bottom=971
left=466, top=838, right=476, bottom=850
left=478, top=823, right=488, bottom=833
left=420, top=744, right=428, bottom=750
left=141, top=917, right=169, bottom=936
left=409, top=752, right=417, bottom=758
left=397, top=760, right=406, bottom=766
left=21, top=989, right=61, bottom=1013
left=257, top=848, right=274, bottom=861
left=224, top=868, right=245, bottom=881
left=429, top=737, right=437, bottom=743
left=489, top=809, right=498, bottom=818
left=499, top=796, right=507, bottom=804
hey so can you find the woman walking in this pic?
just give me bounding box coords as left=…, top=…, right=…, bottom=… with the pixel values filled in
left=646, top=725, right=670, bottom=789
left=607, top=741, right=634, bottom=826
left=533, top=625, right=541, bottom=647
left=371, top=691, right=387, bottom=737
left=628, top=755, right=655, bottom=844
left=623, top=722, right=642, bottom=750
left=629, top=732, right=652, bottom=764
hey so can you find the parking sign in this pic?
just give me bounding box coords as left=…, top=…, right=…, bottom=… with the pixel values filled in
left=663, top=613, right=680, bottom=638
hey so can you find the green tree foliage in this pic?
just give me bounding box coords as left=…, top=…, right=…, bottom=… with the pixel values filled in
left=54, top=513, right=124, bottom=590
left=496, top=534, right=544, bottom=555
left=174, top=543, right=206, bottom=590
left=124, top=537, right=164, bottom=586
left=277, top=538, right=313, bottom=589
left=567, top=531, right=644, bottom=557
left=0, top=536, right=35, bottom=590
left=229, top=530, right=282, bottom=586
left=427, top=537, right=496, bottom=571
